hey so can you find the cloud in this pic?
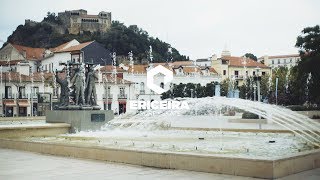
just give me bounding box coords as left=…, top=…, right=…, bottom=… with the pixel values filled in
left=0, top=0, right=319, bottom=59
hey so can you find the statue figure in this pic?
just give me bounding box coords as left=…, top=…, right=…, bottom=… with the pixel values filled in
left=86, top=66, right=98, bottom=105
left=55, top=70, right=69, bottom=106
left=71, top=67, right=85, bottom=105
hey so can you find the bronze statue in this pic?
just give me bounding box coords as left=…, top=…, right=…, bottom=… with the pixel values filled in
left=85, top=66, right=98, bottom=105
left=55, top=70, right=69, bottom=106
left=71, top=67, right=85, bottom=105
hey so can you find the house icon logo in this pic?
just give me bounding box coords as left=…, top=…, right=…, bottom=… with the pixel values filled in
left=146, top=65, right=173, bottom=94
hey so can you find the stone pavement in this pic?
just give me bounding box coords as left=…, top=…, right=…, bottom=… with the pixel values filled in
left=0, top=148, right=319, bottom=180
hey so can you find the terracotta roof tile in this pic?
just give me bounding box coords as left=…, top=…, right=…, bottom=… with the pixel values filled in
left=100, top=65, right=126, bottom=73
left=0, top=60, right=23, bottom=66
left=172, top=61, right=194, bottom=66
left=103, top=74, right=133, bottom=84
left=221, top=56, right=269, bottom=68
left=12, top=44, right=45, bottom=60
left=55, top=41, right=94, bottom=53
left=1, top=72, right=54, bottom=82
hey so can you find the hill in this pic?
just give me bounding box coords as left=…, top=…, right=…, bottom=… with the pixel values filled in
left=5, top=12, right=189, bottom=63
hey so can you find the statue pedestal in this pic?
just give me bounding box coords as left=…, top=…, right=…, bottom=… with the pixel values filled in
left=46, top=110, right=114, bottom=133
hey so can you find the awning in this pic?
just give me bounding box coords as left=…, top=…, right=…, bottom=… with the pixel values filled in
left=18, top=101, right=30, bottom=107
left=3, top=100, right=17, bottom=107
left=104, top=101, right=112, bottom=104
left=118, top=100, right=127, bottom=104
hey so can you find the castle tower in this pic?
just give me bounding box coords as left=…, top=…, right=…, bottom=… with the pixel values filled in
left=221, top=45, right=231, bottom=57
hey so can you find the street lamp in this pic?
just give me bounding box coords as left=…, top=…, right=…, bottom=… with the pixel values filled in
left=254, top=67, right=261, bottom=102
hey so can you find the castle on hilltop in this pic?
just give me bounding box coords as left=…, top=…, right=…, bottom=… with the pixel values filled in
left=57, top=9, right=111, bottom=35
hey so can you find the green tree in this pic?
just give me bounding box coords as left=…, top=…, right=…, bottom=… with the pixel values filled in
left=244, top=53, right=258, bottom=61
left=295, top=25, right=320, bottom=105
left=6, top=19, right=188, bottom=63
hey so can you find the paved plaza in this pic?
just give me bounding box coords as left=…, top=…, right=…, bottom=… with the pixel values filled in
left=0, top=148, right=319, bottom=180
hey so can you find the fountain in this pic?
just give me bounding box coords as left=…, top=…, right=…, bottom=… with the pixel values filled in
left=1, top=95, right=320, bottom=178
left=45, top=60, right=114, bottom=132
left=1, top=58, right=319, bottom=178
left=305, top=72, right=312, bottom=105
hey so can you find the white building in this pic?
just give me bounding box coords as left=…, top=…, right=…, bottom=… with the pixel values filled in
left=0, top=70, right=54, bottom=117
left=41, top=39, right=80, bottom=73
left=258, top=54, right=300, bottom=68
left=107, top=61, right=221, bottom=102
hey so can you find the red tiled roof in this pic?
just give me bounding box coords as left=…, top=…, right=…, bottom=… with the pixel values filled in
left=267, top=54, right=300, bottom=59
left=100, top=65, right=126, bottom=73
left=11, top=44, right=45, bottom=60
left=221, top=56, right=269, bottom=68
left=51, top=41, right=72, bottom=52
left=103, top=74, right=133, bottom=84
left=209, top=67, right=217, bottom=73
left=0, top=60, right=23, bottom=66
left=172, top=61, right=194, bottom=66
left=55, top=41, right=94, bottom=53
left=0, top=72, right=54, bottom=82
left=182, top=66, right=201, bottom=73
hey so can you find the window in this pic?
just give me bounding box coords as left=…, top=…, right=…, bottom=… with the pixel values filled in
left=284, top=59, right=286, bottom=64
left=140, top=82, right=145, bottom=91
left=246, top=71, right=248, bottom=75
left=5, top=86, right=12, bottom=98
left=32, top=87, right=39, bottom=98
left=19, top=86, right=26, bottom=98
left=253, top=71, right=256, bottom=76
left=290, top=58, right=292, bottom=63
left=234, top=71, right=239, bottom=76
left=107, top=86, right=111, bottom=95
left=140, top=82, right=145, bottom=94
left=262, top=72, right=266, bottom=76
left=272, top=60, right=274, bottom=64
left=223, top=70, right=226, bottom=75
left=119, top=87, right=125, bottom=96
left=278, top=59, right=280, bottom=64
left=160, top=82, right=164, bottom=88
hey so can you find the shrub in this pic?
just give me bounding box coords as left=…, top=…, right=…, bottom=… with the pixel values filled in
left=242, top=112, right=259, bottom=119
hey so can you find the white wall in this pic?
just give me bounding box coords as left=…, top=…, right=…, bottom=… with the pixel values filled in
left=41, top=52, right=71, bottom=73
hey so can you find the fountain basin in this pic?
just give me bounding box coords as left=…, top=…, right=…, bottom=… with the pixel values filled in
left=0, top=135, right=319, bottom=179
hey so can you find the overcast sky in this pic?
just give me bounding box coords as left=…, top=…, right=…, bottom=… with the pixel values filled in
left=0, top=0, right=319, bottom=59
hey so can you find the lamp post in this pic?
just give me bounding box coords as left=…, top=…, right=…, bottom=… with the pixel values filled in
left=275, top=77, right=279, bottom=105
left=254, top=67, right=261, bottom=102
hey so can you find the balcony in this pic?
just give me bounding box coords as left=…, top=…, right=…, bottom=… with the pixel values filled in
left=140, top=90, right=145, bottom=95
left=103, top=94, right=113, bottom=99
left=231, top=75, right=244, bottom=80
left=117, top=94, right=127, bottom=99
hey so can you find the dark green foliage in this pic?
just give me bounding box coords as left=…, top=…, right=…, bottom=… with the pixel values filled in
left=220, top=79, right=229, bottom=97
left=294, top=25, right=320, bottom=105
left=43, top=12, right=62, bottom=25
left=242, top=112, right=259, bottom=119
left=161, top=82, right=218, bottom=99
left=244, top=53, right=258, bottom=61
left=6, top=18, right=188, bottom=62
left=286, top=105, right=320, bottom=111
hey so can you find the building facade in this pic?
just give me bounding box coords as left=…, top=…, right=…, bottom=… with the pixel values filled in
left=41, top=40, right=112, bottom=73
left=258, top=54, right=300, bottom=68
left=212, top=55, right=271, bottom=86
left=58, top=9, right=112, bottom=35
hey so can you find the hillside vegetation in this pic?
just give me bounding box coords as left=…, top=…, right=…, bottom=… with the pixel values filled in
left=6, top=12, right=189, bottom=63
